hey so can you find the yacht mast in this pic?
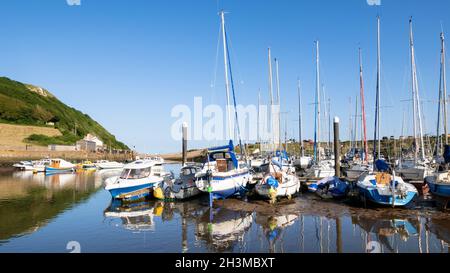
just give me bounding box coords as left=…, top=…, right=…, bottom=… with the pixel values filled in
left=314, top=40, right=321, bottom=163
left=437, top=31, right=448, bottom=154
left=275, top=58, right=282, bottom=150
left=409, top=17, right=426, bottom=161
left=257, top=89, right=261, bottom=146
left=268, top=48, right=274, bottom=149
left=220, top=11, right=233, bottom=140
left=374, top=16, right=381, bottom=162
left=298, top=79, right=304, bottom=157
left=354, top=94, right=359, bottom=149
left=359, top=48, right=369, bottom=162
left=442, top=32, right=448, bottom=145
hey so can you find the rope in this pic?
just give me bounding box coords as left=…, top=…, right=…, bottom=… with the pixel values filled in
left=224, top=28, right=245, bottom=158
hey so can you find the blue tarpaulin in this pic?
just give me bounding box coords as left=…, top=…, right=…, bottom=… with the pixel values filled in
left=375, top=159, right=390, bottom=172
left=444, top=145, right=450, bottom=164
left=267, top=176, right=279, bottom=189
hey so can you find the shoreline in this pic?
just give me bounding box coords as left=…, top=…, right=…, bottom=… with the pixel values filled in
left=0, top=150, right=133, bottom=167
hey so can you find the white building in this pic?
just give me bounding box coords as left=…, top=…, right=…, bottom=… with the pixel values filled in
left=83, top=134, right=104, bottom=150
left=76, top=139, right=97, bottom=152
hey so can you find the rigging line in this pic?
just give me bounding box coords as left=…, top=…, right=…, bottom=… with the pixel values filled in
left=225, top=28, right=245, bottom=157
left=224, top=22, right=247, bottom=95
left=211, top=22, right=222, bottom=105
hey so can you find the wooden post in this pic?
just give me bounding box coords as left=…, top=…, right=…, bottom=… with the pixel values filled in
left=336, top=217, right=343, bottom=253
left=334, top=117, right=341, bottom=178
left=182, top=122, right=188, bottom=166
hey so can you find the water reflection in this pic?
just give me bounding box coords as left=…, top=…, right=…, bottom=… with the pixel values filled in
left=195, top=208, right=253, bottom=252
left=104, top=200, right=164, bottom=232
left=352, top=216, right=420, bottom=252
left=1, top=166, right=450, bottom=253
left=256, top=213, right=299, bottom=253
left=426, top=218, right=450, bottom=247
left=0, top=169, right=119, bottom=243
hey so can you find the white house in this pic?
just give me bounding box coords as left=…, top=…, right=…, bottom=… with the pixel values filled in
left=83, top=134, right=104, bottom=149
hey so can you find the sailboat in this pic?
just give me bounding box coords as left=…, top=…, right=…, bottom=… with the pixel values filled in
left=425, top=31, right=450, bottom=201
left=396, top=18, right=433, bottom=181
left=255, top=156, right=300, bottom=202
left=345, top=48, right=373, bottom=180
left=194, top=11, right=252, bottom=200
left=357, top=16, right=418, bottom=207
left=254, top=54, right=300, bottom=202
left=305, top=41, right=335, bottom=179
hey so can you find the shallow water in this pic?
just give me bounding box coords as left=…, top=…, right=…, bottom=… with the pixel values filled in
left=0, top=164, right=449, bottom=253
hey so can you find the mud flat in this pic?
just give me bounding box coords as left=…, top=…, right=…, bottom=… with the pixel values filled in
left=214, top=194, right=450, bottom=221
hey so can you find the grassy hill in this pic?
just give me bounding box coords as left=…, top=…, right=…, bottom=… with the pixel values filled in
left=0, top=77, right=128, bottom=150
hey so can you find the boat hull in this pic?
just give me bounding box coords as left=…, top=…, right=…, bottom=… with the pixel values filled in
left=155, top=184, right=202, bottom=200
left=294, top=157, right=312, bottom=169
left=195, top=171, right=251, bottom=199
left=45, top=166, right=75, bottom=174
left=97, top=163, right=124, bottom=170
left=255, top=176, right=300, bottom=198
left=427, top=181, right=450, bottom=198
left=107, top=182, right=156, bottom=201
left=358, top=186, right=417, bottom=207
left=396, top=167, right=426, bottom=181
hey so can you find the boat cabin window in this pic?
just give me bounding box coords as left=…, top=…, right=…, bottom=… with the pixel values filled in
left=120, top=167, right=151, bottom=179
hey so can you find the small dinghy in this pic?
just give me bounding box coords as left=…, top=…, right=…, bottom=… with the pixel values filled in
left=154, top=165, right=202, bottom=201
left=255, top=158, right=300, bottom=203
left=357, top=160, right=418, bottom=207
left=308, top=176, right=350, bottom=199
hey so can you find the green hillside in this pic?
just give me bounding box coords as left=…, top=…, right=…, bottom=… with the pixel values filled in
left=0, top=77, right=128, bottom=150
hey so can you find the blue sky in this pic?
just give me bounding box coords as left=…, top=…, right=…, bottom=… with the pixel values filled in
left=1, top=0, right=449, bottom=153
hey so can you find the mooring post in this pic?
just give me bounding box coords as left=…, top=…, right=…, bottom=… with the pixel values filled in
left=334, top=117, right=341, bottom=178
left=182, top=122, right=188, bottom=166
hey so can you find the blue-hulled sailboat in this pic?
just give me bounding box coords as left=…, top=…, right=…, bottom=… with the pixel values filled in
left=425, top=31, right=450, bottom=201
left=426, top=146, right=450, bottom=199
left=356, top=17, right=418, bottom=207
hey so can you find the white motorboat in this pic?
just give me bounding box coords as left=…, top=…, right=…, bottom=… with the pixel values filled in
left=95, top=160, right=124, bottom=170
left=104, top=159, right=166, bottom=201
left=143, top=156, right=165, bottom=165
left=32, top=159, right=51, bottom=173
left=13, top=161, right=34, bottom=171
